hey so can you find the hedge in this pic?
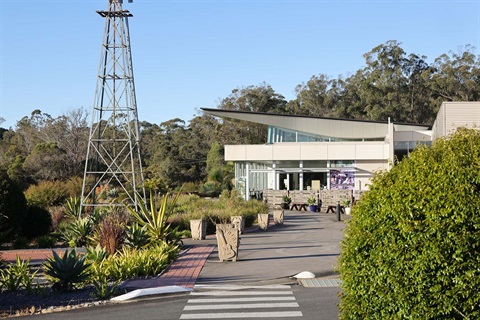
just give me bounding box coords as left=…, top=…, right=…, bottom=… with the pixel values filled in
left=339, top=128, right=480, bottom=319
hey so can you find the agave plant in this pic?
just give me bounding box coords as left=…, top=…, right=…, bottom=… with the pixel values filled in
left=125, top=189, right=182, bottom=245
left=124, top=223, right=149, bottom=249
left=63, top=217, right=93, bottom=247
left=43, top=249, right=91, bottom=291
left=85, top=244, right=108, bottom=263
left=64, top=197, right=82, bottom=220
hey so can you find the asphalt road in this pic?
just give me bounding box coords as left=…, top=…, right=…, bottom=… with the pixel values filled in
left=22, top=285, right=341, bottom=320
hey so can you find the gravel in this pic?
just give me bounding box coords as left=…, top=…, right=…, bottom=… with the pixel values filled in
left=0, top=286, right=109, bottom=318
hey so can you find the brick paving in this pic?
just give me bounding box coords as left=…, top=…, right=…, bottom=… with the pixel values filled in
left=0, top=249, right=67, bottom=264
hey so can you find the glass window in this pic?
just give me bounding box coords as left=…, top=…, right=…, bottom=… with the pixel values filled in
left=303, top=160, right=328, bottom=168
left=330, top=160, right=355, bottom=168
left=275, top=160, right=299, bottom=169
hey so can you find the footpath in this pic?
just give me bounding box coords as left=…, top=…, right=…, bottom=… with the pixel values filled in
left=1, top=210, right=348, bottom=294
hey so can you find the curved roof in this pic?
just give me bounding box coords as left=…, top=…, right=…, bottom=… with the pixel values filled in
left=202, top=108, right=431, bottom=140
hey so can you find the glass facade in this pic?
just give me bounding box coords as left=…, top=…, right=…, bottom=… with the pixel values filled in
left=267, top=126, right=384, bottom=144
left=234, top=160, right=356, bottom=197
left=394, top=140, right=432, bottom=162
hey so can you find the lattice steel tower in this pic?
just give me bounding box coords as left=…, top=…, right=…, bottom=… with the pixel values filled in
left=82, top=0, right=144, bottom=210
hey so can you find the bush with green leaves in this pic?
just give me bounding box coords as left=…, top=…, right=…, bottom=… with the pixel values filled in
left=0, top=256, right=38, bottom=293
left=43, top=248, right=91, bottom=291
left=35, top=234, right=57, bottom=248
left=90, top=242, right=179, bottom=281
left=0, top=170, right=27, bottom=245
left=339, top=128, right=480, bottom=319
left=24, top=180, right=69, bottom=208
left=21, top=205, right=52, bottom=240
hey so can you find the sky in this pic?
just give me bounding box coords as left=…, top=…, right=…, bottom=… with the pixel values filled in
left=0, top=0, right=479, bottom=129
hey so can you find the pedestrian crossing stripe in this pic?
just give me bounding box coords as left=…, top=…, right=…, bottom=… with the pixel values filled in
left=190, top=290, right=293, bottom=296
left=180, top=311, right=303, bottom=319
left=194, top=284, right=291, bottom=290
left=184, top=302, right=300, bottom=310
left=188, top=296, right=296, bottom=303
left=180, top=285, right=302, bottom=319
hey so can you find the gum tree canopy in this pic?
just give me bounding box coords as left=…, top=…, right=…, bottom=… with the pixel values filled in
left=339, top=128, right=480, bottom=319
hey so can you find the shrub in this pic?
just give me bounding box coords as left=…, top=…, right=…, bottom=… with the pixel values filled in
left=49, top=206, right=65, bottom=231
left=12, top=236, right=30, bottom=249
left=24, top=180, right=68, bottom=208
left=64, top=176, right=84, bottom=198
left=0, top=256, right=38, bottom=293
left=92, top=211, right=128, bottom=255
left=36, top=235, right=57, bottom=248
left=0, top=170, right=27, bottom=245
left=43, top=248, right=91, bottom=291
left=93, top=242, right=179, bottom=281
left=339, top=128, right=480, bottom=319
left=21, top=205, right=52, bottom=240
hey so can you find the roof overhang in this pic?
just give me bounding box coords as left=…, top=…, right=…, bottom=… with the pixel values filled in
left=202, top=108, right=430, bottom=140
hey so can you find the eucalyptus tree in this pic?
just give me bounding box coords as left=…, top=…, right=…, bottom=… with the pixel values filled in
left=216, top=83, right=287, bottom=145
left=430, top=45, right=480, bottom=104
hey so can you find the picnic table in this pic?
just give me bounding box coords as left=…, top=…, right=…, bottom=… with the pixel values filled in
left=326, top=205, right=344, bottom=214
left=290, top=202, right=308, bottom=211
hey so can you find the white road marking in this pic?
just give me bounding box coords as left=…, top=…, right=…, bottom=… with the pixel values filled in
left=188, top=296, right=296, bottom=303
left=184, top=302, right=299, bottom=310
left=190, top=290, right=293, bottom=296
left=180, top=311, right=303, bottom=319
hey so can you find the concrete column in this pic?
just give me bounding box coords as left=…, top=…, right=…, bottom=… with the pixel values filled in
left=299, top=161, right=304, bottom=190
left=245, top=162, right=250, bottom=200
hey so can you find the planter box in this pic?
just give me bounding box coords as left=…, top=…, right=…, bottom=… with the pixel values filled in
left=258, top=213, right=269, bottom=230
left=230, top=215, right=245, bottom=234
left=281, top=202, right=290, bottom=210
left=190, top=219, right=207, bottom=240
left=216, top=224, right=240, bottom=262
left=273, top=209, right=284, bottom=225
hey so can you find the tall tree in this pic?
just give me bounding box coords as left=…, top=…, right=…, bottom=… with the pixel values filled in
left=217, top=83, right=287, bottom=145
left=430, top=45, right=480, bottom=104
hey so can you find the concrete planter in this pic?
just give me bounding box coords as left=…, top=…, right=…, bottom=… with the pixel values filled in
left=230, top=215, right=245, bottom=234
left=345, top=207, right=352, bottom=215
left=258, top=213, right=269, bottom=230
left=273, top=209, right=284, bottom=225
left=190, top=219, right=207, bottom=240
left=216, top=224, right=240, bottom=262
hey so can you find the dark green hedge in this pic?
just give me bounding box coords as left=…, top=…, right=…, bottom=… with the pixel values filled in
left=339, top=128, right=480, bottom=319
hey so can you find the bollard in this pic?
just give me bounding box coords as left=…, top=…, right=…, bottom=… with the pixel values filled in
left=336, top=202, right=341, bottom=221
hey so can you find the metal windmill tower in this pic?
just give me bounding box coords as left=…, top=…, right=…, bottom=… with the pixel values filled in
left=81, top=0, right=145, bottom=210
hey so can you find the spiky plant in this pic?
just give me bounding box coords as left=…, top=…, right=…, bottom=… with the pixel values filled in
left=43, top=249, right=91, bottom=291
left=125, top=189, right=182, bottom=245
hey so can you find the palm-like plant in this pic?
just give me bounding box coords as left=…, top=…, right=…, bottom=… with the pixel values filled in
left=43, top=249, right=91, bottom=291
left=125, top=189, right=182, bottom=245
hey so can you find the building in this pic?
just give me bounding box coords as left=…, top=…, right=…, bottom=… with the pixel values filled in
left=202, top=101, right=480, bottom=200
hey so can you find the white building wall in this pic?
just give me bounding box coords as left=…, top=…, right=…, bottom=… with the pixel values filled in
left=432, top=102, right=480, bottom=139
left=225, top=142, right=390, bottom=162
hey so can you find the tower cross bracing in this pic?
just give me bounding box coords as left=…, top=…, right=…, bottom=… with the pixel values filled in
left=81, top=0, right=144, bottom=210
